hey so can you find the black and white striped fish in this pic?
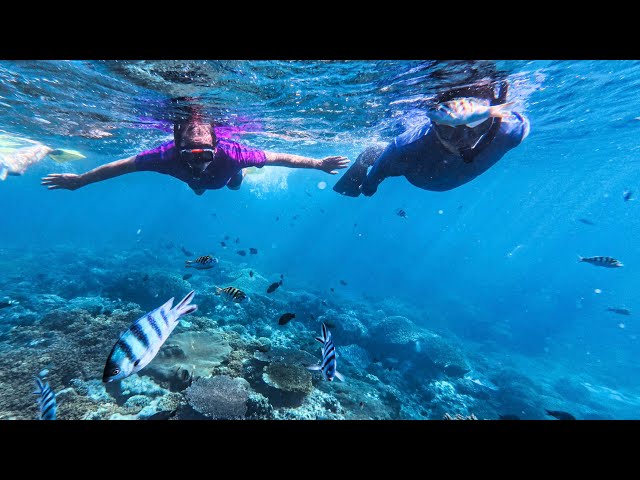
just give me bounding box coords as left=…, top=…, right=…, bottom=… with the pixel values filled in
left=102, top=290, right=197, bottom=382
left=185, top=255, right=218, bottom=270
left=578, top=255, right=624, bottom=268
left=33, top=373, right=56, bottom=420
left=215, top=286, right=248, bottom=303
left=307, top=322, right=344, bottom=382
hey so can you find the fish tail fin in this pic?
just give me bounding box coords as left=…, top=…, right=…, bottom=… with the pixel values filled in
left=173, top=290, right=197, bottom=317
left=306, top=364, right=322, bottom=371
left=334, top=371, right=345, bottom=382
left=489, top=101, right=515, bottom=119
left=48, top=149, right=86, bottom=163
left=321, top=322, right=329, bottom=340
left=214, top=287, right=223, bottom=295
left=314, top=336, right=325, bottom=344
left=577, top=255, right=584, bottom=262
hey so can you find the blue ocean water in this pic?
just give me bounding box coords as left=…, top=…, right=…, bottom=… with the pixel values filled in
left=1, top=60, right=639, bottom=420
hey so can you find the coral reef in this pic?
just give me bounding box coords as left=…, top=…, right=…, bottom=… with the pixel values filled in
left=185, top=375, right=249, bottom=419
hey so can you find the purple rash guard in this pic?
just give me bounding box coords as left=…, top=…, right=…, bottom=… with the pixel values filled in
left=361, top=112, right=530, bottom=195
left=134, top=139, right=267, bottom=190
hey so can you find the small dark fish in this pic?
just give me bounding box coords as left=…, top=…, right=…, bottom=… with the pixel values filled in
left=278, top=313, right=296, bottom=325
left=276, top=216, right=280, bottom=221
left=396, top=208, right=408, bottom=219
left=211, top=213, right=217, bottom=217
left=359, top=401, right=364, bottom=409
left=145, top=410, right=177, bottom=420
left=353, top=223, right=357, bottom=228
left=0, top=300, right=17, bottom=309
left=545, top=409, right=576, bottom=420
left=607, top=307, right=631, bottom=316
left=623, top=190, right=633, bottom=202
left=215, top=286, right=248, bottom=303
left=330, top=288, right=335, bottom=293
left=339, top=280, right=348, bottom=286
left=292, top=215, right=299, bottom=220
left=249, top=270, right=254, bottom=278
left=235, top=238, right=240, bottom=244
left=310, top=314, right=316, bottom=320
left=498, top=414, right=521, bottom=420
left=182, top=274, right=193, bottom=281
left=320, top=209, right=325, bottom=214
left=224, top=235, right=230, bottom=240
left=578, top=255, right=623, bottom=268
left=237, top=250, right=247, bottom=256
left=280, top=274, right=284, bottom=279
left=249, top=248, right=258, bottom=255
left=143, top=274, right=149, bottom=282
left=305, top=191, right=312, bottom=197
left=321, top=300, right=328, bottom=306
left=180, top=246, right=194, bottom=257
left=578, top=218, right=596, bottom=226
left=267, top=280, right=283, bottom=294
left=185, top=255, right=218, bottom=270
left=220, top=241, right=227, bottom=248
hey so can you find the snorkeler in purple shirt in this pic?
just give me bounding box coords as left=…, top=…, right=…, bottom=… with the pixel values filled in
left=333, top=81, right=529, bottom=197
left=42, top=112, right=349, bottom=194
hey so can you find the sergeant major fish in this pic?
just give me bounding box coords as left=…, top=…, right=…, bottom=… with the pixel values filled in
left=578, top=255, right=624, bottom=268
left=103, top=290, right=197, bottom=382
left=185, top=255, right=218, bottom=270
left=307, top=322, right=345, bottom=382
left=427, top=97, right=515, bottom=128
left=215, top=286, right=248, bottom=303
left=33, top=373, right=57, bottom=420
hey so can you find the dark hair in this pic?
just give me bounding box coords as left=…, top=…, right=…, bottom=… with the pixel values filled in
left=434, top=79, right=508, bottom=106
left=174, top=121, right=216, bottom=150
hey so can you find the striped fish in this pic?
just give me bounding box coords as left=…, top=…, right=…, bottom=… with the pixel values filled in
left=102, top=290, right=197, bottom=382
left=307, top=322, right=344, bottom=382
left=33, top=374, right=56, bottom=420
left=215, top=286, right=248, bottom=303
left=578, top=255, right=623, bottom=268
left=185, top=255, right=218, bottom=270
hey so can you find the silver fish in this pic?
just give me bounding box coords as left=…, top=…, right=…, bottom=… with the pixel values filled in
left=427, top=97, right=515, bottom=128
left=307, top=322, right=344, bottom=382
left=103, top=290, right=197, bottom=382
left=578, top=255, right=623, bottom=268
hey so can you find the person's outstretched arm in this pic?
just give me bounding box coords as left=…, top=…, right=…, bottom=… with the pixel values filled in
left=41, top=156, right=137, bottom=190
left=263, top=151, right=349, bottom=175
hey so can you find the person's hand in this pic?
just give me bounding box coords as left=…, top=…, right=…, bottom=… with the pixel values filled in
left=318, top=156, right=350, bottom=175
left=41, top=173, right=85, bottom=191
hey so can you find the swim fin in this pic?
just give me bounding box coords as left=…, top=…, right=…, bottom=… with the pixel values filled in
left=48, top=149, right=86, bottom=162
left=333, top=161, right=368, bottom=197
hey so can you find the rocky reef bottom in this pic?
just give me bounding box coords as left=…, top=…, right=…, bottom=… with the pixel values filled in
left=0, top=246, right=634, bottom=420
